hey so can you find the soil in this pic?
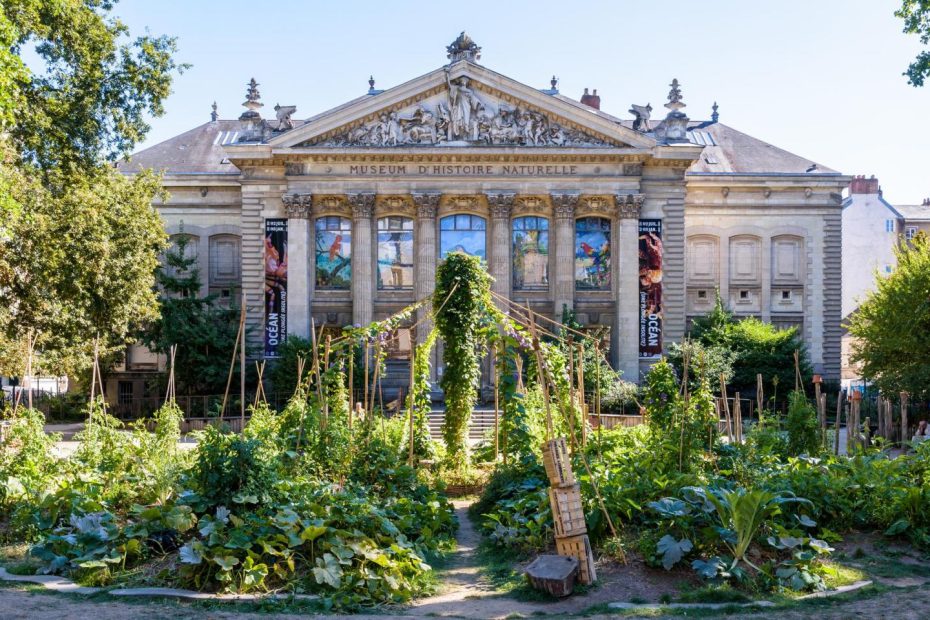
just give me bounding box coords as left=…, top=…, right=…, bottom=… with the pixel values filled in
left=2, top=506, right=929, bottom=619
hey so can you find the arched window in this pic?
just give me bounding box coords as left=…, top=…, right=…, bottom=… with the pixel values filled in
left=377, top=216, right=414, bottom=289
left=439, top=214, right=486, bottom=259
left=209, top=234, right=241, bottom=286
left=315, top=216, right=352, bottom=289
left=512, top=216, right=549, bottom=289
left=575, top=217, right=611, bottom=290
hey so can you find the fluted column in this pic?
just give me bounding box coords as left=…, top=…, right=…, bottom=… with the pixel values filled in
left=282, top=193, right=313, bottom=338
left=551, top=193, right=579, bottom=318
left=348, top=193, right=375, bottom=327
left=616, top=194, right=644, bottom=381
left=413, top=194, right=440, bottom=343
left=487, top=193, right=514, bottom=310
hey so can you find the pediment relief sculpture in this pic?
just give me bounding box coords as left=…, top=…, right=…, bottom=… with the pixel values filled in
left=308, top=71, right=615, bottom=149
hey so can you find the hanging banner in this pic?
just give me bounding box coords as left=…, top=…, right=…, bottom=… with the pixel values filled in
left=639, top=219, right=663, bottom=358
left=264, top=218, right=288, bottom=357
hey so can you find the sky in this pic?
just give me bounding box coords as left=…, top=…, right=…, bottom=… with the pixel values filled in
left=118, top=0, right=929, bottom=204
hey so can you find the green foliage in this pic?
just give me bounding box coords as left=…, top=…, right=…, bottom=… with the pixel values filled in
left=785, top=390, right=821, bottom=456
left=667, top=339, right=735, bottom=391
left=0, top=163, right=168, bottom=375
left=846, top=233, right=930, bottom=400
left=0, top=0, right=185, bottom=375
left=896, top=0, right=930, bottom=86
left=268, top=336, right=313, bottom=396
left=138, top=233, right=242, bottom=395
left=406, top=330, right=438, bottom=462
left=433, top=252, right=496, bottom=470
left=689, top=294, right=810, bottom=400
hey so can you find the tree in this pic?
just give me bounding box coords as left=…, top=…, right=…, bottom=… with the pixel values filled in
left=846, top=234, right=930, bottom=400
left=0, top=154, right=167, bottom=376
left=138, top=234, right=242, bottom=395
left=896, top=0, right=930, bottom=86
left=688, top=294, right=811, bottom=400
left=0, top=1, right=184, bottom=376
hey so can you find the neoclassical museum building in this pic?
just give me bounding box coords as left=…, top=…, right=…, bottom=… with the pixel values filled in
left=117, top=34, right=848, bottom=396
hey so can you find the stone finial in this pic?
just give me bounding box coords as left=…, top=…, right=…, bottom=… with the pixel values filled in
left=447, top=31, right=481, bottom=63
left=551, top=75, right=559, bottom=90
left=711, top=101, right=719, bottom=123
left=240, top=78, right=263, bottom=123
left=661, top=78, right=689, bottom=143
left=665, top=79, right=684, bottom=110
left=210, top=101, right=218, bottom=122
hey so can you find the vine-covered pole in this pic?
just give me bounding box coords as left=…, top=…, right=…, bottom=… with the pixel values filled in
left=347, top=351, right=354, bottom=428
left=408, top=346, right=416, bottom=466
left=756, top=373, right=764, bottom=427
left=493, top=342, right=500, bottom=460
left=719, top=373, right=733, bottom=442
left=577, top=344, right=586, bottom=447
left=240, top=290, right=246, bottom=428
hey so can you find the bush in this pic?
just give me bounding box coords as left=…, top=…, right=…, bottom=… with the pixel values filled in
left=786, top=390, right=821, bottom=456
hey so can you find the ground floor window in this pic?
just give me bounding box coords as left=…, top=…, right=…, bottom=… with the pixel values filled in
left=575, top=217, right=611, bottom=290
left=440, top=214, right=486, bottom=259
left=315, top=216, right=352, bottom=289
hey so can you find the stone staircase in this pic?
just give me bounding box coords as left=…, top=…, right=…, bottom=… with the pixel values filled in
left=427, top=408, right=499, bottom=441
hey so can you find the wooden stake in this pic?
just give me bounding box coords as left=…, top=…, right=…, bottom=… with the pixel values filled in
left=577, top=344, right=587, bottom=447
left=901, top=392, right=909, bottom=453
left=734, top=392, right=742, bottom=444
left=719, top=374, right=733, bottom=442
left=834, top=390, right=843, bottom=455
left=240, top=290, right=247, bottom=430
left=220, top=300, right=245, bottom=420
left=408, top=347, right=416, bottom=466
left=493, top=343, right=500, bottom=460
left=756, top=373, right=763, bottom=425
left=347, top=349, right=354, bottom=428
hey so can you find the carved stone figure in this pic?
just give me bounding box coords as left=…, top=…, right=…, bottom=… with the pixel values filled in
left=274, top=104, right=297, bottom=131
left=629, top=103, right=652, bottom=132
left=310, top=84, right=613, bottom=148
left=447, top=32, right=481, bottom=63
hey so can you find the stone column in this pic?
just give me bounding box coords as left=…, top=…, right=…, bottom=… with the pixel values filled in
left=283, top=193, right=312, bottom=339
left=486, top=193, right=515, bottom=309
left=413, top=193, right=441, bottom=343
left=551, top=193, right=579, bottom=318
left=348, top=193, right=375, bottom=327
left=616, top=194, right=644, bottom=381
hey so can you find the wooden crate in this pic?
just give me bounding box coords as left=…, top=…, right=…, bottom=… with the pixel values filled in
left=549, top=484, right=587, bottom=538
left=555, top=533, right=596, bottom=585
left=542, top=437, right=574, bottom=487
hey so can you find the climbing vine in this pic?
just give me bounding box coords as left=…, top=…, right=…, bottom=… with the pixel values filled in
left=406, top=329, right=438, bottom=462
left=433, top=252, right=496, bottom=470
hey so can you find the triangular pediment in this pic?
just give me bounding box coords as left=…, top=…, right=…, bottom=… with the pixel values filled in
left=268, top=62, right=655, bottom=151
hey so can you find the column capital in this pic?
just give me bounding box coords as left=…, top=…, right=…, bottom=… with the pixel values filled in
left=412, top=192, right=441, bottom=218
left=551, top=192, right=579, bottom=219
left=347, top=193, right=376, bottom=219
left=486, top=192, right=515, bottom=219
left=282, top=192, right=312, bottom=219
left=615, top=193, right=645, bottom=219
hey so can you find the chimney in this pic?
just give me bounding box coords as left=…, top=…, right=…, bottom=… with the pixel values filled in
left=580, top=88, right=601, bottom=110
left=849, top=175, right=880, bottom=195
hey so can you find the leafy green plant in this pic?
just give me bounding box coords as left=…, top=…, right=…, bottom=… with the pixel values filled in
left=786, top=390, right=821, bottom=456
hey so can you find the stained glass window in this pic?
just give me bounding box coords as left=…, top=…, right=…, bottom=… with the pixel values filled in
left=315, top=216, right=352, bottom=289
left=377, top=216, right=414, bottom=289
left=439, top=214, right=486, bottom=259
left=512, top=216, right=549, bottom=289
left=575, top=217, right=611, bottom=290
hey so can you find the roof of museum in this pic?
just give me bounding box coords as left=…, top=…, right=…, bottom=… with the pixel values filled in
left=119, top=115, right=835, bottom=178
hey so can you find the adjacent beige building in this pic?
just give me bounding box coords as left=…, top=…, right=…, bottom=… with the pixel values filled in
left=116, top=34, right=849, bottom=402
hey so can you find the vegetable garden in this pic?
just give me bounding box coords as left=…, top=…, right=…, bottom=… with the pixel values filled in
left=1, top=251, right=929, bottom=612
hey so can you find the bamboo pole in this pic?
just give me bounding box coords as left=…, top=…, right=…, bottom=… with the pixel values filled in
left=577, top=344, right=586, bottom=448
left=734, top=392, right=742, bottom=444
left=408, top=347, right=416, bottom=466
left=719, top=374, right=733, bottom=442
left=901, top=392, right=909, bottom=453
left=493, top=343, right=500, bottom=460
left=220, top=300, right=245, bottom=420
left=756, top=373, right=764, bottom=428
left=25, top=331, right=34, bottom=411
left=240, top=290, right=247, bottom=429
left=363, top=340, right=370, bottom=420
left=347, top=350, right=354, bottom=429
left=834, top=390, right=843, bottom=455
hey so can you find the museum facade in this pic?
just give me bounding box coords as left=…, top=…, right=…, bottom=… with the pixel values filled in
left=118, top=34, right=848, bottom=394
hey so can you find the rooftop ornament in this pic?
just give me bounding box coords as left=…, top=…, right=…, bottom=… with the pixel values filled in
left=238, top=77, right=265, bottom=141
left=447, top=31, right=481, bottom=63
left=629, top=103, right=652, bottom=132
left=711, top=101, right=719, bottom=123
left=210, top=101, right=218, bottom=122
left=661, top=78, right=689, bottom=143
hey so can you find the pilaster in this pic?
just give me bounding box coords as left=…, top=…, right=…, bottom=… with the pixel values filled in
left=348, top=193, right=375, bottom=327
left=487, top=192, right=515, bottom=310
left=551, top=192, right=579, bottom=318
left=616, top=194, right=644, bottom=381
left=413, top=193, right=441, bottom=343
left=282, top=193, right=312, bottom=339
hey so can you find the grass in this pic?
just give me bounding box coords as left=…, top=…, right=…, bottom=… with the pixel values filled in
left=676, top=583, right=752, bottom=604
